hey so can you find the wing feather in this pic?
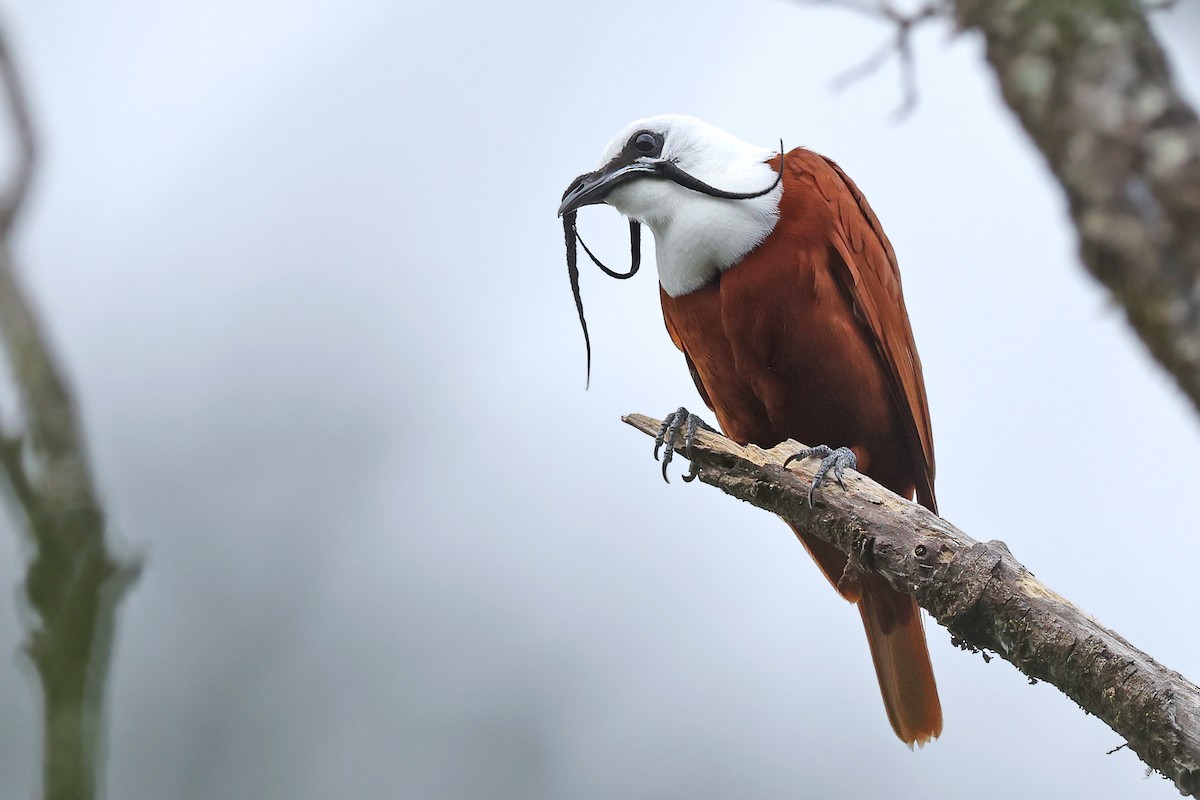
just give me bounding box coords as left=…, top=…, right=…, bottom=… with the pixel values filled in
left=812, top=156, right=937, bottom=512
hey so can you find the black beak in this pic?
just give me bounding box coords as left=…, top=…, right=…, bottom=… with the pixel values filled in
left=559, top=141, right=786, bottom=218
left=557, top=160, right=663, bottom=218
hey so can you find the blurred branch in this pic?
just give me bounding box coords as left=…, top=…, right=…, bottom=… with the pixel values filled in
left=946, top=1, right=1200, bottom=416
left=0, top=30, right=34, bottom=235
left=623, top=412, right=1200, bottom=796
left=0, top=26, right=140, bottom=800
left=803, top=0, right=952, bottom=118
left=814, top=0, right=1200, bottom=422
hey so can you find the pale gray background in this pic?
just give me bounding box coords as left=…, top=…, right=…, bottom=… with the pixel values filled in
left=1, top=1, right=1198, bottom=798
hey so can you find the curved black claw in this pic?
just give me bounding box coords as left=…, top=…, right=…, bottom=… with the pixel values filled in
left=783, top=445, right=858, bottom=507
left=653, top=407, right=716, bottom=483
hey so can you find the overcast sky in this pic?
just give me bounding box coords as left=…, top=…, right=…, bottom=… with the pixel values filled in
left=0, top=1, right=1198, bottom=798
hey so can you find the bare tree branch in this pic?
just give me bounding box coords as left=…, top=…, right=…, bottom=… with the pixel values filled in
left=623, top=412, right=1200, bottom=796
left=0, top=26, right=140, bottom=800
left=804, top=0, right=951, bottom=118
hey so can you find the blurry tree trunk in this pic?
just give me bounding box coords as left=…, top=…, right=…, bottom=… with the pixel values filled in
left=811, top=0, right=1200, bottom=412
left=821, top=0, right=1200, bottom=412
left=0, top=29, right=140, bottom=800
left=952, top=0, right=1200, bottom=415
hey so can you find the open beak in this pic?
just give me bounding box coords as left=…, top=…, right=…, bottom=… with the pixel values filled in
left=557, top=160, right=663, bottom=218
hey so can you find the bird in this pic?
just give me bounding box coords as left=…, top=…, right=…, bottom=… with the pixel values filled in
left=557, top=115, right=942, bottom=746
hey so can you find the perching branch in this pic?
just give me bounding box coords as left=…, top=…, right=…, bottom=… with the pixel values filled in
left=623, top=413, right=1200, bottom=796
left=0, top=28, right=140, bottom=800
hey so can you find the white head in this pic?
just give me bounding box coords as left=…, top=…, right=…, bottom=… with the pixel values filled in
left=559, top=115, right=782, bottom=297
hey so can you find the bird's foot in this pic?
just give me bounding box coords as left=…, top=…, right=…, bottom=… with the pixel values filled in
left=783, top=445, right=857, bottom=507
left=654, top=407, right=717, bottom=483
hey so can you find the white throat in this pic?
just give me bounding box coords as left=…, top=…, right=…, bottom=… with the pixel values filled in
left=644, top=181, right=781, bottom=297
left=600, top=116, right=782, bottom=297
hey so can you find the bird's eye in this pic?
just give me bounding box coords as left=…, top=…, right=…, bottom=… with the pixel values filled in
left=632, top=132, right=661, bottom=156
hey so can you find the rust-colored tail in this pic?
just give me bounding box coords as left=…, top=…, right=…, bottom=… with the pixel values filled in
left=790, top=525, right=942, bottom=746
left=858, top=573, right=942, bottom=745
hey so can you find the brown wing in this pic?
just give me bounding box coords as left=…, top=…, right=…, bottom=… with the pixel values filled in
left=658, top=152, right=943, bottom=744
left=811, top=155, right=937, bottom=513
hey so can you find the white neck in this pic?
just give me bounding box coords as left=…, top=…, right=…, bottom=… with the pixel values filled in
left=598, top=116, right=782, bottom=297
left=645, top=181, right=781, bottom=296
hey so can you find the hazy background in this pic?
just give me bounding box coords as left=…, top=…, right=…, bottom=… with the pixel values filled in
left=1, top=1, right=1198, bottom=798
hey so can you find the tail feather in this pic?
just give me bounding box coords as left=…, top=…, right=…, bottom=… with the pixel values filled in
left=789, top=524, right=942, bottom=745
left=859, top=573, right=942, bottom=746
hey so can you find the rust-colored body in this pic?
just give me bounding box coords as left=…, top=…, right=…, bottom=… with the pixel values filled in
left=660, top=149, right=943, bottom=744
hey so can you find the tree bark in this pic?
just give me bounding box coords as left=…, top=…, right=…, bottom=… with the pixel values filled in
left=951, top=0, right=1200, bottom=415
left=623, top=412, right=1200, bottom=796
